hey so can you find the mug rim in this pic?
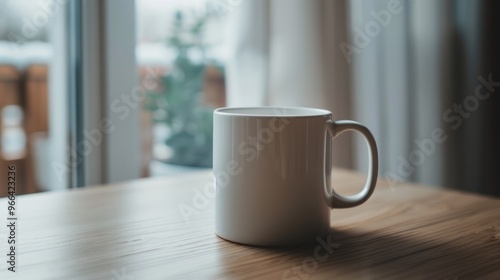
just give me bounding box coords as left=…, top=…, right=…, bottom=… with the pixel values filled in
left=214, top=106, right=332, bottom=118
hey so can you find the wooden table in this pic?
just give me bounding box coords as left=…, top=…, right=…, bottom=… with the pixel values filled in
left=1, top=169, right=499, bottom=279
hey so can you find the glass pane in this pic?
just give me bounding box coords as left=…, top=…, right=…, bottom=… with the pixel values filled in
left=136, top=0, right=228, bottom=176
left=0, top=0, right=67, bottom=196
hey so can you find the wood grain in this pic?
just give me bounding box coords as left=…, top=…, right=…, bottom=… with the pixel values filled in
left=0, top=169, right=499, bottom=280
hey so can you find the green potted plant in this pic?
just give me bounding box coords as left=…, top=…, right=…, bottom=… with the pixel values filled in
left=145, top=11, right=222, bottom=168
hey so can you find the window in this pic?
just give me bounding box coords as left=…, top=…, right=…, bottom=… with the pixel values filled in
left=0, top=0, right=65, bottom=196
left=136, top=0, right=229, bottom=176
left=0, top=0, right=231, bottom=196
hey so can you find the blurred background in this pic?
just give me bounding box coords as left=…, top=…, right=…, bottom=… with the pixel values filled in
left=0, top=0, right=498, bottom=197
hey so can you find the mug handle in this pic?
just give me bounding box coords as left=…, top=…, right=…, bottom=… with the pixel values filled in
left=323, top=120, right=379, bottom=208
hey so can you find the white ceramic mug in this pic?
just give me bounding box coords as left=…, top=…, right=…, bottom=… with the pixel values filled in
left=213, top=107, right=378, bottom=246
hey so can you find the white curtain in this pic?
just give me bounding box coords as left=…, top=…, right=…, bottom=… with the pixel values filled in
left=226, top=0, right=500, bottom=195
left=350, top=0, right=447, bottom=186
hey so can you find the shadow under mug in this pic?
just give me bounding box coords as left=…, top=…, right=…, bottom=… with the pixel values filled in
left=213, top=107, right=378, bottom=246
